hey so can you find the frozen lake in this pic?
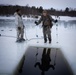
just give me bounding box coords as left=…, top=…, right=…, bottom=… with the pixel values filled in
left=0, top=16, right=76, bottom=75
left=18, top=47, right=73, bottom=75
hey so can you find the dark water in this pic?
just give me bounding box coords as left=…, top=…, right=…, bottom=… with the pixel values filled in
left=18, top=47, right=73, bottom=75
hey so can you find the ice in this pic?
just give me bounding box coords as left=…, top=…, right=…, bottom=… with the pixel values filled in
left=0, top=16, right=76, bottom=75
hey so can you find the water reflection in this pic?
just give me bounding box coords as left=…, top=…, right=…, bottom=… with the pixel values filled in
left=18, top=47, right=73, bottom=75
left=34, top=48, right=55, bottom=75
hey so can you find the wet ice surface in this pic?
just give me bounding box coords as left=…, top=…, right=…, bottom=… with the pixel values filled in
left=18, top=47, right=73, bottom=75
left=0, top=16, right=76, bottom=75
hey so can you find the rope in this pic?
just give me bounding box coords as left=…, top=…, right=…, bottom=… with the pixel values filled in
left=53, top=48, right=58, bottom=66
left=36, top=26, right=39, bottom=43
left=0, top=34, right=43, bottom=42
left=55, top=16, right=59, bottom=44
left=0, top=34, right=16, bottom=38
left=24, top=28, right=28, bottom=40
left=35, top=47, right=39, bottom=63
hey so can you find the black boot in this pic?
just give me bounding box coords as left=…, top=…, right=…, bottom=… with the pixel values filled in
left=49, top=41, right=51, bottom=44
left=44, top=38, right=47, bottom=43
left=21, top=38, right=25, bottom=41
left=44, top=41, right=47, bottom=43
left=49, top=38, right=51, bottom=44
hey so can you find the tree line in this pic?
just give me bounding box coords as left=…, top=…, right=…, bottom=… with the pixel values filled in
left=0, top=5, right=76, bottom=17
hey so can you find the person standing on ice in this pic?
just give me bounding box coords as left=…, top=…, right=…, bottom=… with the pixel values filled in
left=14, top=9, right=25, bottom=42
left=35, top=10, right=57, bottom=43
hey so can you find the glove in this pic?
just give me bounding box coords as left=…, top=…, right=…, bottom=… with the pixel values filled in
left=18, top=27, right=21, bottom=30
left=54, top=19, right=58, bottom=23
left=35, top=21, right=38, bottom=25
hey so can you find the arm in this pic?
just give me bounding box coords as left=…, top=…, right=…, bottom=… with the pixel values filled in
left=21, top=17, right=25, bottom=28
left=37, top=16, right=43, bottom=24
left=49, top=16, right=58, bottom=23
left=14, top=12, right=19, bottom=27
left=35, top=15, right=43, bottom=25
left=15, top=15, right=18, bottom=26
left=50, top=16, right=54, bottom=22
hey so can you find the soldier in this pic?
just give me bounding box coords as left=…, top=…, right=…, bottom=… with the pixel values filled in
left=14, top=9, right=25, bottom=42
left=35, top=10, right=57, bottom=43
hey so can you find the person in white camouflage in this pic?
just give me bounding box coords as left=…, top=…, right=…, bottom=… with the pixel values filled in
left=35, top=10, right=57, bottom=43
left=14, top=9, right=25, bottom=42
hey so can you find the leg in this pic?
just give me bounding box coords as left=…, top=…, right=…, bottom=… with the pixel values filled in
left=48, top=34, right=51, bottom=43
left=43, top=28, right=47, bottom=43
left=21, top=28, right=25, bottom=41
left=16, top=28, right=20, bottom=42
left=17, top=31, right=19, bottom=39
left=42, top=48, right=46, bottom=56
left=47, top=48, right=51, bottom=55
left=47, top=48, right=51, bottom=61
left=44, top=33, right=47, bottom=43
left=48, top=28, right=51, bottom=43
left=21, top=28, right=24, bottom=39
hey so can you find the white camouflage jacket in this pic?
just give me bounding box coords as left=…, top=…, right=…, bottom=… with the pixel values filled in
left=14, top=12, right=24, bottom=29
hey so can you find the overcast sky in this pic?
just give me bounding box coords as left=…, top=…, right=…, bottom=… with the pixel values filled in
left=0, top=0, right=76, bottom=9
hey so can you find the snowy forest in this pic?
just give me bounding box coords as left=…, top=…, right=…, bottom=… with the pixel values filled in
left=0, top=4, right=76, bottom=17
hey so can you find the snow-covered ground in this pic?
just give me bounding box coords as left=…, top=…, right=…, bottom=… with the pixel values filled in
left=0, top=16, right=76, bottom=75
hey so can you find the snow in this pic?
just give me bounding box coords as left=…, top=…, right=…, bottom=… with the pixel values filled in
left=0, top=16, right=76, bottom=75
left=0, top=37, right=28, bottom=74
